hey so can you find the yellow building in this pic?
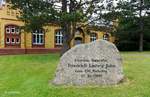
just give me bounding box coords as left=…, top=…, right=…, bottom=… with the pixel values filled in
left=0, top=2, right=114, bottom=55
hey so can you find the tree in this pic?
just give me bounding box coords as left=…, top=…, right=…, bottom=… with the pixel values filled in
left=115, top=13, right=150, bottom=51
left=9, top=0, right=102, bottom=55
left=116, top=0, right=150, bottom=51
left=119, top=0, right=150, bottom=51
left=92, top=0, right=150, bottom=51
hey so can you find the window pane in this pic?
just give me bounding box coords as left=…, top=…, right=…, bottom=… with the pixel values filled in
left=62, top=37, right=64, bottom=43
left=11, top=28, right=15, bottom=33
left=40, top=35, right=44, bottom=43
left=55, top=30, right=63, bottom=45
left=6, top=28, right=10, bottom=33
left=33, top=35, right=36, bottom=43
left=37, top=35, right=39, bottom=43
left=6, top=38, right=10, bottom=44
left=16, top=28, right=20, bottom=34
left=90, top=33, right=97, bottom=42
left=12, top=38, right=15, bottom=43
left=16, top=38, right=20, bottom=43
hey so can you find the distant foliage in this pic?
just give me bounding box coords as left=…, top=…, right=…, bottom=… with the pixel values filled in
left=112, top=0, right=150, bottom=51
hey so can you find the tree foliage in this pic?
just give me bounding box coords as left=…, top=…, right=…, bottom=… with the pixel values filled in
left=10, top=0, right=58, bottom=30
left=119, top=0, right=150, bottom=51
left=102, top=0, right=150, bottom=51
left=9, top=0, right=150, bottom=52
left=9, top=0, right=104, bottom=55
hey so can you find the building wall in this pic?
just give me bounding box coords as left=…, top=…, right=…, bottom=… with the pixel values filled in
left=25, top=32, right=32, bottom=48
left=44, top=25, right=61, bottom=49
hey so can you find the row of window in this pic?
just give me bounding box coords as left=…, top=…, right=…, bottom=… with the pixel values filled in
left=5, top=25, right=110, bottom=47
left=6, top=38, right=20, bottom=44
left=6, top=26, right=20, bottom=34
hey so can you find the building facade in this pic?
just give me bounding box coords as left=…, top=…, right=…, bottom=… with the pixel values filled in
left=0, top=2, right=114, bottom=55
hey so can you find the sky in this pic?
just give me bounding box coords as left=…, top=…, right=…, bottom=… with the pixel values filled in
left=0, top=0, right=6, bottom=7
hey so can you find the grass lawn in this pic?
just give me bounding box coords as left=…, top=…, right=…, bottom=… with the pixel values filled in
left=0, top=52, right=150, bottom=97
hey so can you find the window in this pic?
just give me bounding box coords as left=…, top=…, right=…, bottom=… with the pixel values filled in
left=55, top=30, right=63, bottom=46
left=5, top=25, right=21, bottom=47
left=6, top=38, right=10, bottom=44
left=11, top=38, right=15, bottom=44
left=15, top=28, right=20, bottom=34
left=16, top=38, right=20, bottom=44
left=103, top=34, right=110, bottom=41
left=5, top=26, right=20, bottom=34
left=11, top=27, right=15, bottom=34
left=32, top=29, right=44, bottom=45
left=6, top=27, right=10, bottom=33
left=90, top=33, right=97, bottom=42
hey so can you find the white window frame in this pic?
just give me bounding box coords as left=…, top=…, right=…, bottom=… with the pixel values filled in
left=6, top=38, right=10, bottom=44
left=6, top=27, right=10, bottom=33
left=90, top=33, right=97, bottom=42
left=16, top=38, right=20, bottom=44
left=11, top=38, right=15, bottom=44
left=11, top=27, right=15, bottom=34
left=33, top=29, right=44, bottom=45
left=55, top=30, right=63, bottom=45
left=15, top=28, right=20, bottom=34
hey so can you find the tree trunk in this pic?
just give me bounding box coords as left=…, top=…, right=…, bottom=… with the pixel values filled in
left=139, top=0, right=144, bottom=52
left=60, top=40, right=70, bottom=56
left=60, top=23, right=72, bottom=56
left=139, top=32, right=143, bottom=52
left=60, top=0, right=69, bottom=56
left=60, top=0, right=76, bottom=56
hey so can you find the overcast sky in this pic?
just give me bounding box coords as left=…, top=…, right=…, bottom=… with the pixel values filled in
left=0, top=0, right=5, bottom=7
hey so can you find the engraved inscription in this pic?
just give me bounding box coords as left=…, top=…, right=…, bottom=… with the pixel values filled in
left=67, top=58, right=116, bottom=78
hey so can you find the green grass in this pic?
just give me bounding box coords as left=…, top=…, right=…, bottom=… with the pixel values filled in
left=0, top=52, right=150, bottom=97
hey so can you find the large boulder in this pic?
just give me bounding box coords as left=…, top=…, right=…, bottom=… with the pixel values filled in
left=53, top=39, right=124, bottom=86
